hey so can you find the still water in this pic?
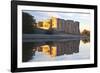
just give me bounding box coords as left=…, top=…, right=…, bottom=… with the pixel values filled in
left=22, top=39, right=90, bottom=62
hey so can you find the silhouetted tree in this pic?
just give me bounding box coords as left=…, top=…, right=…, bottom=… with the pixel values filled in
left=22, top=12, right=36, bottom=33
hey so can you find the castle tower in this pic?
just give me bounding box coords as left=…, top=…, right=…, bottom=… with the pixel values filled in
left=74, top=21, right=80, bottom=34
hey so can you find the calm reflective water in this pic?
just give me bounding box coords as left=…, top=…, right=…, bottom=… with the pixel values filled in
left=22, top=39, right=90, bottom=62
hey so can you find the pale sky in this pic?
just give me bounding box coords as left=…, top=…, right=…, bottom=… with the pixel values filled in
left=23, top=10, right=91, bottom=32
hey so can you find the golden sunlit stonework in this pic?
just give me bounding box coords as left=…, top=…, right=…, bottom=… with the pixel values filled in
left=37, top=17, right=57, bottom=30
left=39, top=45, right=56, bottom=57
left=36, top=17, right=80, bottom=34
left=32, top=40, right=80, bottom=58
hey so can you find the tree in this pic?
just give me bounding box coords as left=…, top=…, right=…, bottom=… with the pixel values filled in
left=22, top=12, right=36, bottom=33
left=81, top=29, right=90, bottom=37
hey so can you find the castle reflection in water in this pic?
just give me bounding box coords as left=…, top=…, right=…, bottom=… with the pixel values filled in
left=22, top=40, right=80, bottom=62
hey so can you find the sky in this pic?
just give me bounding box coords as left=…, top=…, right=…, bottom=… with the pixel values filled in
left=23, top=10, right=91, bottom=32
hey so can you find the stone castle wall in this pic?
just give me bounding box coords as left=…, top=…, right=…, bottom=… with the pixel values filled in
left=37, top=17, right=80, bottom=35
left=56, top=19, right=80, bottom=34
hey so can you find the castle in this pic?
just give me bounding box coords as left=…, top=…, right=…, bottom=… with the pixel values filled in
left=36, top=17, right=80, bottom=34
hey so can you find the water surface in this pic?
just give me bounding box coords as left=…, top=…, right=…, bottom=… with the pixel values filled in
left=22, top=39, right=90, bottom=62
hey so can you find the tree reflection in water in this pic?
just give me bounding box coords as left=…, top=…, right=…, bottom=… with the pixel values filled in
left=82, top=38, right=90, bottom=44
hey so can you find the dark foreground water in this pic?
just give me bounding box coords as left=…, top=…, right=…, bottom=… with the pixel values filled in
left=22, top=39, right=90, bottom=62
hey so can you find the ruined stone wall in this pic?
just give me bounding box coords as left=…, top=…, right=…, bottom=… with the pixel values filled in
left=56, top=19, right=80, bottom=35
